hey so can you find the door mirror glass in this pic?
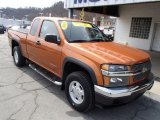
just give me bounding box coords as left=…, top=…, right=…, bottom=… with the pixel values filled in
left=45, top=34, right=60, bottom=45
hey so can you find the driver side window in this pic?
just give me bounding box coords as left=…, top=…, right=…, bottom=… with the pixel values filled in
left=39, top=20, right=59, bottom=39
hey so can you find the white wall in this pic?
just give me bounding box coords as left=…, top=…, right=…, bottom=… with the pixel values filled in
left=65, top=0, right=160, bottom=9
left=114, top=2, right=160, bottom=50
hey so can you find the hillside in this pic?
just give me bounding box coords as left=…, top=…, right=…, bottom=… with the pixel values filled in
left=0, top=1, right=106, bottom=22
left=0, top=1, right=67, bottom=21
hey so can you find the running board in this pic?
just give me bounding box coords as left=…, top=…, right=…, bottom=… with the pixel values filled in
left=29, top=64, right=62, bottom=86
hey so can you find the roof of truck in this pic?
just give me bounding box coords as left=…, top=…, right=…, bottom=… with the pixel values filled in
left=35, top=17, right=91, bottom=23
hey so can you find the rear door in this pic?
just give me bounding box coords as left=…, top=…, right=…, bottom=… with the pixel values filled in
left=35, top=20, right=62, bottom=76
left=26, top=18, right=42, bottom=63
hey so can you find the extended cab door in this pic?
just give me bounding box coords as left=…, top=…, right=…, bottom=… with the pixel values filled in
left=35, top=20, right=62, bottom=76
left=26, top=18, right=42, bottom=63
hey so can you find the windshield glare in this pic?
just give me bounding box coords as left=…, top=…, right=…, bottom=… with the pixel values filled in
left=59, top=21, right=109, bottom=42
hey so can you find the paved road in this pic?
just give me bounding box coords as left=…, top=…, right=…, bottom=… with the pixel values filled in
left=0, top=33, right=160, bottom=120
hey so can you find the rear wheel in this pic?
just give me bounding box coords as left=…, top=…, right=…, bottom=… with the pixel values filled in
left=13, top=46, right=26, bottom=67
left=65, top=71, right=95, bottom=112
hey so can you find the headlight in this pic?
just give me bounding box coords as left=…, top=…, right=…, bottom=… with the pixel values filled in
left=109, top=65, right=128, bottom=72
left=101, top=64, right=129, bottom=87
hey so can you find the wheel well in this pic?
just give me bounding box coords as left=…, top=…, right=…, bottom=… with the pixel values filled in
left=61, top=62, right=93, bottom=90
left=12, top=40, right=19, bottom=56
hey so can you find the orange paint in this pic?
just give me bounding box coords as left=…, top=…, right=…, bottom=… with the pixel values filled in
left=8, top=17, right=151, bottom=86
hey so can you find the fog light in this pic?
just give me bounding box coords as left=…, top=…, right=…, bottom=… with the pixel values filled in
left=110, top=78, right=123, bottom=83
left=109, top=77, right=129, bottom=87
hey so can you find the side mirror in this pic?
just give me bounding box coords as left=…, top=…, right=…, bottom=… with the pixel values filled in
left=45, top=34, right=60, bottom=45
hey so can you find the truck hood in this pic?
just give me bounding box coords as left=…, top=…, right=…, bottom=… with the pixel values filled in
left=70, top=42, right=150, bottom=65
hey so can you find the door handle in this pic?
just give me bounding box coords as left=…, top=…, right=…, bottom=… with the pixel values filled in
left=36, top=41, right=41, bottom=45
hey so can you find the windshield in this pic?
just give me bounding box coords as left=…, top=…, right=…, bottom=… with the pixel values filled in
left=59, top=21, right=110, bottom=43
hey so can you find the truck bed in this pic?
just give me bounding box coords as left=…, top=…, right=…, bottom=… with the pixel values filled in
left=10, top=27, right=29, bottom=34
left=8, top=27, right=29, bottom=58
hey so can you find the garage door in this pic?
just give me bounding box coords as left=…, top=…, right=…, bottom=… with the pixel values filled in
left=152, top=24, right=160, bottom=52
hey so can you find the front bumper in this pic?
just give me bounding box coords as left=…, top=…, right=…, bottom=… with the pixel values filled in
left=94, top=74, right=155, bottom=105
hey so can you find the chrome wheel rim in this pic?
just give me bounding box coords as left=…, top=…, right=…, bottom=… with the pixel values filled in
left=69, top=81, right=84, bottom=104
left=14, top=50, right=19, bottom=64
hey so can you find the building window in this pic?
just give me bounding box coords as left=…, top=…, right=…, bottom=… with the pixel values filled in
left=129, top=17, right=152, bottom=39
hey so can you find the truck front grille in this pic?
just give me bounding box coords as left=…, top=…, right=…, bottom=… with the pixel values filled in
left=131, top=60, right=151, bottom=81
left=131, top=60, right=151, bottom=72
left=133, top=71, right=150, bottom=81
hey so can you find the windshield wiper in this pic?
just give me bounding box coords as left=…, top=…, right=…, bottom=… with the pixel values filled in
left=70, top=39, right=106, bottom=43
left=90, top=39, right=104, bottom=42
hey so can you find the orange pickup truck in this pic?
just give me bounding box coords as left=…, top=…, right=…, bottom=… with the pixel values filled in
left=8, top=17, right=154, bottom=112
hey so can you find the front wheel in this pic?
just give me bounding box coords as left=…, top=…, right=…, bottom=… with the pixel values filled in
left=65, top=71, right=95, bottom=112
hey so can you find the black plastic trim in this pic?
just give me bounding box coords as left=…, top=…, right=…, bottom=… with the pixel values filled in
left=11, top=39, right=21, bottom=56
left=62, top=57, right=98, bottom=85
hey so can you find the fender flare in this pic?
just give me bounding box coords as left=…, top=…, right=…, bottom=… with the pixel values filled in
left=11, top=39, right=22, bottom=56
left=62, top=57, right=97, bottom=85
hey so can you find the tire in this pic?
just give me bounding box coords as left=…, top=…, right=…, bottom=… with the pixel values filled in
left=13, top=46, right=26, bottom=67
left=0, top=31, right=4, bottom=34
left=65, top=71, right=95, bottom=112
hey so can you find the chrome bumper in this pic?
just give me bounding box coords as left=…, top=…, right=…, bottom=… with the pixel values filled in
left=94, top=79, right=154, bottom=98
